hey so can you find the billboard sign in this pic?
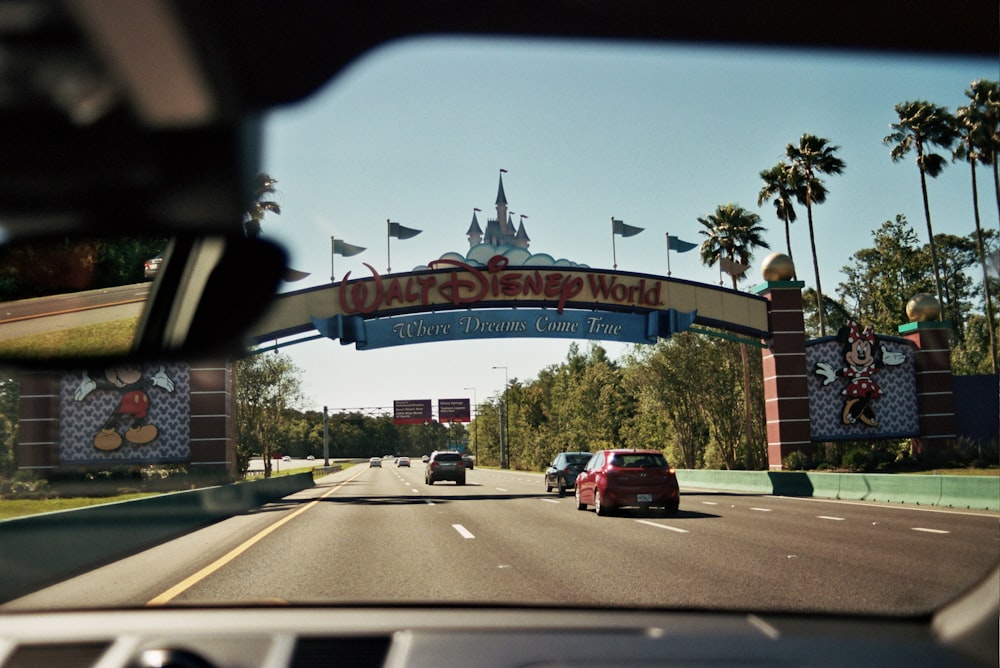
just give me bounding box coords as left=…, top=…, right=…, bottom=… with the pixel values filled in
left=438, top=398, right=471, bottom=422
left=393, top=399, right=432, bottom=425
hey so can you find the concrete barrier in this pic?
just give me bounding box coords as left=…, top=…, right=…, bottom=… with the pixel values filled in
left=676, top=469, right=998, bottom=511
left=0, top=472, right=314, bottom=603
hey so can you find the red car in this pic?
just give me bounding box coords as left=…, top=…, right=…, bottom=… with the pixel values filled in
left=575, top=449, right=679, bottom=516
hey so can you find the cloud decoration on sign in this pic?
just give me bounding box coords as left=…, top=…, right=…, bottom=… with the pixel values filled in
left=412, top=243, right=589, bottom=271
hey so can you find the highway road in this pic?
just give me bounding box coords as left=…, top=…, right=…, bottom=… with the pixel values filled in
left=5, top=462, right=998, bottom=614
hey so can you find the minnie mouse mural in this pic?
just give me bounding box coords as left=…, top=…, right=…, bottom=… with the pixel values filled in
left=814, top=321, right=907, bottom=427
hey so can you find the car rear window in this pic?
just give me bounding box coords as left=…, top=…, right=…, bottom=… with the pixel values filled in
left=566, top=454, right=591, bottom=465
left=434, top=452, right=462, bottom=462
left=610, top=453, right=668, bottom=468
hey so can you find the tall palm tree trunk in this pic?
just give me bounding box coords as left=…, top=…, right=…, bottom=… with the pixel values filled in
left=918, top=165, right=946, bottom=318
left=805, top=199, right=826, bottom=336
left=970, top=159, right=998, bottom=373
left=782, top=211, right=796, bottom=279
left=993, top=159, right=1000, bottom=229
left=732, top=273, right=754, bottom=468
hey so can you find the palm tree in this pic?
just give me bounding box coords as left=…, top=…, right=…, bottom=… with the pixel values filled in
left=757, top=161, right=805, bottom=272
left=785, top=134, right=846, bottom=337
left=698, top=203, right=770, bottom=289
left=698, top=203, right=770, bottom=468
left=244, top=172, right=281, bottom=238
left=883, top=101, right=958, bottom=320
left=955, top=80, right=999, bottom=373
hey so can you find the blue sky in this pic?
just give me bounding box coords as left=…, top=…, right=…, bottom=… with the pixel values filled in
left=259, top=36, right=996, bottom=415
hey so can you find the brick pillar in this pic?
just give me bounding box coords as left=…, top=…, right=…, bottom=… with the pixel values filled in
left=188, top=360, right=236, bottom=475
left=16, top=370, right=61, bottom=470
left=898, top=321, right=956, bottom=453
left=754, top=281, right=810, bottom=470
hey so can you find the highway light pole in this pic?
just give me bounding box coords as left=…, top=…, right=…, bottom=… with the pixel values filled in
left=322, top=405, right=329, bottom=466
left=492, top=366, right=509, bottom=469
left=464, top=386, right=478, bottom=462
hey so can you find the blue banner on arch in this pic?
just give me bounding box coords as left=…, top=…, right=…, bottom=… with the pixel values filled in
left=312, top=308, right=696, bottom=350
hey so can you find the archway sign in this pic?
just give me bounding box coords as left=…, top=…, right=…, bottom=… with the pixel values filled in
left=248, top=256, right=770, bottom=350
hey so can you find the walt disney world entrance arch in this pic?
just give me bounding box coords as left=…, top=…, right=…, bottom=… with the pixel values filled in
left=247, top=171, right=954, bottom=470
left=248, top=249, right=956, bottom=471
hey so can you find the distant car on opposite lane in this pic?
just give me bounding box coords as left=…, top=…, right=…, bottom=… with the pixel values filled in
left=143, top=253, right=163, bottom=280
left=545, top=451, right=591, bottom=496
left=425, top=451, right=465, bottom=485
left=575, top=449, right=679, bottom=516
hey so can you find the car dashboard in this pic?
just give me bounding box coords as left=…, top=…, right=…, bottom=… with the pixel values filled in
left=0, top=602, right=996, bottom=668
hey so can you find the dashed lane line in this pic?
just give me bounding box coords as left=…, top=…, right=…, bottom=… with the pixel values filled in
left=912, top=527, right=950, bottom=534
left=452, top=524, right=475, bottom=539
left=635, top=520, right=689, bottom=533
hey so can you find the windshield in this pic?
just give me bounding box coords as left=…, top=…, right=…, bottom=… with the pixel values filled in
left=611, top=454, right=669, bottom=468
left=1, top=37, right=997, bottom=620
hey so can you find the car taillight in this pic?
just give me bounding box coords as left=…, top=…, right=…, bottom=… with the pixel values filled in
left=668, top=467, right=676, bottom=474
left=430, top=461, right=439, bottom=468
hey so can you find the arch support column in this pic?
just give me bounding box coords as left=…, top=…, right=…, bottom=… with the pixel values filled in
left=898, top=321, right=956, bottom=454
left=755, top=281, right=810, bottom=470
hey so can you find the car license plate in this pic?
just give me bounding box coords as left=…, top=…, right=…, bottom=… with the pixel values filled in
left=637, top=493, right=652, bottom=503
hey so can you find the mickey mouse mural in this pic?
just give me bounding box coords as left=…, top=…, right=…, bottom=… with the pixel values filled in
left=73, top=364, right=176, bottom=451
left=814, top=321, right=907, bottom=426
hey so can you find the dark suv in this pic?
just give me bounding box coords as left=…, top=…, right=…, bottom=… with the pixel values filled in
left=545, top=452, right=591, bottom=496
left=425, top=451, right=466, bottom=485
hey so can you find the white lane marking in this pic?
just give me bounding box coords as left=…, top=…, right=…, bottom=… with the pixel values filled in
left=746, top=614, right=781, bottom=640
left=817, top=515, right=845, bottom=521
left=541, top=498, right=561, bottom=504
left=750, top=507, right=772, bottom=512
left=425, top=500, right=435, bottom=506
left=636, top=520, right=689, bottom=533
left=452, top=524, right=475, bottom=539
left=496, top=487, right=508, bottom=492
left=411, top=488, right=419, bottom=493
left=701, top=501, right=718, bottom=506
left=912, top=527, right=950, bottom=534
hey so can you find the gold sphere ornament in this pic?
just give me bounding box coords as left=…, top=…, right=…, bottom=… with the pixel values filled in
left=906, top=293, right=941, bottom=322
left=761, top=252, right=795, bottom=281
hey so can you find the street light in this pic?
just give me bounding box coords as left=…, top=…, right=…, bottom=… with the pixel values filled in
left=464, top=386, right=478, bottom=462
left=322, top=405, right=329, bottom=466
left=492, top=366, right=509, bottom=469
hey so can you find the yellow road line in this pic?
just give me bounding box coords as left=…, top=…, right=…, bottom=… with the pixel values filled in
left=146, top=468, right=366, bottom=605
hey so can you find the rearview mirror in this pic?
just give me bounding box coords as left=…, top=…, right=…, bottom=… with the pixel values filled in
left=0, top=234, right=287, bottom=364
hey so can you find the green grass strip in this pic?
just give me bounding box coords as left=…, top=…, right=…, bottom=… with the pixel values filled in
left=0, top=316, right=139, bottom=358
left=0, top=493, right=158, bottom=520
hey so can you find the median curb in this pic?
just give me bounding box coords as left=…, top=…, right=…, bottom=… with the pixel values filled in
left=676, top=470, right=999, bottom=511
left=0, top=472, right=314, bottom=603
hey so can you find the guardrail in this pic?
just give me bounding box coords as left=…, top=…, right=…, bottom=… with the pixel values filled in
left=675, top=470, right=999, bottom=511
left=0, top=472, right=315, bottom=603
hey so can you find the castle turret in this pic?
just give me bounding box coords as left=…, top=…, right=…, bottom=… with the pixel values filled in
left=514, top=218, right=530, bottom=249
left=496, top=171, right=509, bottom=238
left=467, top=209, right=483, bottom=247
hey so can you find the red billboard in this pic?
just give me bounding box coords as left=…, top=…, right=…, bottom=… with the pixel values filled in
left=393, top=399, right=432, bottom=425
